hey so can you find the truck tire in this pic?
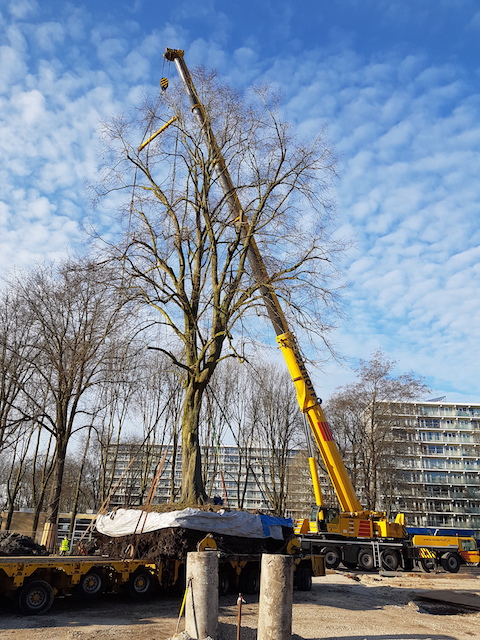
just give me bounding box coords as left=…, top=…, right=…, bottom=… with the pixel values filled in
left=76, top=570, right=105, bottom=598
left=18, top=580, right=55, bottom=615
left=321, top=547, right=341, bottom=570
left=440, top=553, right=460, bottom=573
left=419, top=557, right=436, bottom=573
left=381, top=550, right=399, bottom=571
left=358, top=548, right=375, bottom=571
left=126, top=569, right=156, bottom=599
left=240, top=567, right=260, bottom=594
left=218, top=568, right=232, bottom=596
left=294, top=566, right=312, bottom=591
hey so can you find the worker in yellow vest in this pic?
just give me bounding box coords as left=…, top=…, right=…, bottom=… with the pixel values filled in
left=60, top=537, right=70, bottom=555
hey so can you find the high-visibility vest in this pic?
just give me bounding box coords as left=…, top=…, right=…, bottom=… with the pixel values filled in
left=60, top=538, right=69, bottom=552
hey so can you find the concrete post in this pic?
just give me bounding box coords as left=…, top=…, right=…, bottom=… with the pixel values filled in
left=185, top=551, right=218, bottom=640
left=257, top=554, right=294, bottom=640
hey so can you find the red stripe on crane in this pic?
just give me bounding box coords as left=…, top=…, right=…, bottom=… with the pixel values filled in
left=318, top=421, right=334, bottom=441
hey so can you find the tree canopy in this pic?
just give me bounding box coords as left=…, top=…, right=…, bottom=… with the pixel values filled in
left=96, top=68, right=344, bottom=502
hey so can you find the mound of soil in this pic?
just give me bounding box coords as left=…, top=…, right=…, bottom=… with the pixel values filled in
left=0, top=532, right=48, bottom=556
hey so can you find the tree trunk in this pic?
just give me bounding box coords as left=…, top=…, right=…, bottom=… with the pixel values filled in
left=180, top=384, right=207, bottom=503
left=45, top=439, right=68, bottom=552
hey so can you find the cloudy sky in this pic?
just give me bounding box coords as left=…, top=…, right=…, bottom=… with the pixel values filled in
left=1, top=0, right=479, bottom=402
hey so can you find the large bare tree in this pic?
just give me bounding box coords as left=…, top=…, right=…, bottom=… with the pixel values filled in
left=326, top=350, right=429, bottom=512
left=97, top=68, right=342, bottom=502
left=10, top=259, right=130, bottom=548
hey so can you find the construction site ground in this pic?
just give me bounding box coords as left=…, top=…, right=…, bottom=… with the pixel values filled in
left=1, top=568, right=479, bottom=640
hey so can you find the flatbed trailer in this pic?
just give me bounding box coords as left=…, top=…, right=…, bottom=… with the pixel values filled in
left=0, top=547, right=324, bottom=615
left=0, top=555, right=160, bottom=614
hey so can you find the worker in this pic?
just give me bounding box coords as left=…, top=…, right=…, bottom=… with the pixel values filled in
left=60, top=537, right=70, bottom=555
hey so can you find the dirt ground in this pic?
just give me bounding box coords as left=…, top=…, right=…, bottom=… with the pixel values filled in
left=1, top=568, right=479, bottom=640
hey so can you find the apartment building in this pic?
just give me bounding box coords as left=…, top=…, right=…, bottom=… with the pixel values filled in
left=389, top=401, right=480, bottom=536
left=105, top=443, right=312, bottom=517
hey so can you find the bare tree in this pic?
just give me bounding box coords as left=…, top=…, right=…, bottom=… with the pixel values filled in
left=201, top=358, right=258, bottom=509
left=97, top=68, right=341, bottom=502
left=0, top=285, right=37, bottom=451
left=249, top=364, right=303, bottom=515
left=326, top=350, right=430, bottom=512
left=10, top=259, right=131, bottom=549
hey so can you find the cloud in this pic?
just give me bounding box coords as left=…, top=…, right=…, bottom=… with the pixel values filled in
left=0, top=0, right=479, bottom=404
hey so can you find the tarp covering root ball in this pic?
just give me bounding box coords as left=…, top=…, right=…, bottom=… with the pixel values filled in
left=96, top=507, right=292, bottom=539
left=93, top=508, right=295, bottom=560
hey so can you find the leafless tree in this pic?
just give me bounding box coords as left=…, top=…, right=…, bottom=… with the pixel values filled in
left=9, top=259, right=131, bottom=549
left=96, top=68, right=342, bottom=502
left=0, top=285, right=38, bottom=451
left=325, top=350, right=430, bottom=512
left=249, top=364, right=304, bottom=515
left=201, top=359, right=258, bottom=509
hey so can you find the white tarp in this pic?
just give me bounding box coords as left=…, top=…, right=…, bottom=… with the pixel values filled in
left=95, top=507, right=291, bottom=540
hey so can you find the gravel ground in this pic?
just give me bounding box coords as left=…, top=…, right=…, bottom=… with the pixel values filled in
left=0, top=569, right=479, bottom=640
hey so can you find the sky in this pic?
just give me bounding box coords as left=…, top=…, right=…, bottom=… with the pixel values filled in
left=1, top=0, right=479, bottom=403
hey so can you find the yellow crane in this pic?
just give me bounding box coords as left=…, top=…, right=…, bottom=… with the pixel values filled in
left=163, top=49, right=479, bottom=574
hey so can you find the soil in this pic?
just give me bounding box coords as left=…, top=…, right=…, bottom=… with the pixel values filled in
left=0, top=533, right=47, bottom=557
left=1, top=568, right=479, bottom=640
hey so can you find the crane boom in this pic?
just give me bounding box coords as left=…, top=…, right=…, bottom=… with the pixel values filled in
left=164, top=47, right=364, bottom=515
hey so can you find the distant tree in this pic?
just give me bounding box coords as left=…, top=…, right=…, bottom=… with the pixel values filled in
left=97, top=67, right=341, bottom=502
left=325, top=350, right=429, bottom=512
left=10, top=259, right=131, bottom=550
left=249, top=363, right=304, bottom=516
left=0, top=285, right=37, bottom=451
left=204, top=359, right=258, bottom=509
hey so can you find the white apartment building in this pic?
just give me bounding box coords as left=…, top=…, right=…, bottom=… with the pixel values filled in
left=389, top=401, right=480, bottom=536
left=105, top=443, right=312, bottom=517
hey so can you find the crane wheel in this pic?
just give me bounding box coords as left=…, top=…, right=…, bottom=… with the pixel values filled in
left=357, top=548, right=375, bottom=571
left=440, top=553, right=460, bottom=573
left=321, top=547, right=341, bottom=570
left=381, top=550, right=400, bottom=571
left=419, top=557, right=436, bottom=573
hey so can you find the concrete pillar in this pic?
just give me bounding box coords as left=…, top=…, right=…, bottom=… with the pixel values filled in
left=185, top=551, right=218, bottom=640
left=257, top=554, right=294, bottom=640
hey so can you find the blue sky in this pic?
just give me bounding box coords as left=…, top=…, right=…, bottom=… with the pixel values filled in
left=1, top=0, right=479, bottom=402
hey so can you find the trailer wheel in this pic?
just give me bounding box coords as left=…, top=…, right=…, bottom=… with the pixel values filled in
left=218, top=568, right=231, bottom=596
left=77, top=570, right=105, bottom=598
left=321, top=547, right=341, bottom=570
left=240, top=567, right=260, bottom=594
left=358, top=548, right=375, bottom=571
left=440, top=553, right=460, bottom=573
left=18, top=580, right=54, bottom=615
left=381, top=550, right=399, bottom=571
left=294, top=567, right=312, bottom=591
left=419, top=557, right=436, bottom=573
left=127, top=569, right=156, bottom=599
